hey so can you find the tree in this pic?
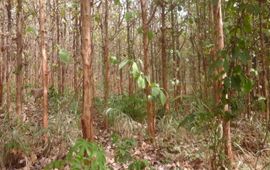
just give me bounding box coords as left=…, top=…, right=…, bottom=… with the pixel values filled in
left=140, top=0, right=155, bottom=138
left=160, top=2, right=169, bottom=112
left=81, top=0, right=94, bottom=141
left=16, top=0, right=23, bottom=116
left=213, top=0, right=233, bottom=167
left=102, top=0, right=110, bottom=108
left=6, top=0, right=12, bottom=114
left=39, top=0, right=49, bottom=138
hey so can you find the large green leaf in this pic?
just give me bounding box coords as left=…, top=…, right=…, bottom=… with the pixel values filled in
left=137, top=75, right=146, bottom=89
left=159, top=90, right=166, bottom=106
left=131, top=62, right=140, bottom=78
left=151, top=86, right=160, bottom=97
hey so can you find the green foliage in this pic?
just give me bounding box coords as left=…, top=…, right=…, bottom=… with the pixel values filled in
left=110, top=55, right=119, bottom=64
left=57, top=46, right=72, bottom=64
left=114, top=0, right=121, bottom=6
left=128, top=159, right=149, bottom=170
left=112, top=134, right=136, bottom=163
left=150, top=84, right=166, bottom=106
left=45, top=139, right=106, bottom=170
left=179, top=95, right=216, bottom=132
left=125, top=11, right=135, bottom=22
left=147, top=30, right=154, bottom=41
left=25, top=26, right=37, bottom=36
left=108, top=94, right=146, bottom=122
left=119, top=58, right=130, bottom=69
left=119, top=59, right=167, bottom=106
left=131, top=62, right=140, bottom=78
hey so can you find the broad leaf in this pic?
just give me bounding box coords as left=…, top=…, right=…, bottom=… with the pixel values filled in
left=151, top=86, right=160, bottom=97
left=131, top=62, right=140, bottom=78
left=119, top=59, right=129, bottom=70
left=137, top=75, right=146, bottom=89
left=159, top=90, right=166, bottom=106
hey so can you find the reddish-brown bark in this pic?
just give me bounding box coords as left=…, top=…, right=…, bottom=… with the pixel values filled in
left=213, top=0, right=234, bottom=167
left=39, top=0, right=49, bottom=136
left=140, top=0, right=155, bottom=138
left=81, top=0, right=94, bottom=141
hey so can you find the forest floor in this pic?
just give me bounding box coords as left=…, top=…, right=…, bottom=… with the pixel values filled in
left=0, top=95, right=270, bottom=170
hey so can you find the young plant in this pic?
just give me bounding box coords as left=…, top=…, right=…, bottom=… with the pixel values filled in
left=46, top=139, right=106, bottom=170
left=112, top=133, right=137, bottom=163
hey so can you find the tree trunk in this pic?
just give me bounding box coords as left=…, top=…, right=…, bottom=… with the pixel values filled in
left=259, top=1, right=270, bottom=122
left=127, top=0, right=133, bottom=96
left=56, top=0, right=62, bottom=95
left=81, top=0, right=94, bottom=141
left=160, top=3, right=169, bottom=112
left=39, top=0, right=49, bottom=138
left=16, top=0, right=23, bottom=116
left=140, top=0, right=155, bottom=138
left=73, top=9, right=79, bottom=97
left=0, top=13, right=4, bottom=108
left=213, top=0, right=234, bottom=167
left=6, top=0, right=12, bottom=113
left=103, top=0, right=109, bottom=107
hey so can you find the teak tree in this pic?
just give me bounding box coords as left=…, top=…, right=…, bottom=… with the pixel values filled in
left=16, top=0, right=23, bottom=116
left=213, top=0, right=234, bottom=167
left=140, top=0, right=155, bottom=138
left=81, top=0, right=94, bottom=141
left=39, top=0, right=49, bottom=137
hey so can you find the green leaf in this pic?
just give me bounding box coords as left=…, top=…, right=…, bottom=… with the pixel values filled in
left=119, top=59, right=129, bottom=70
left=159, top=91, right=166, bottom=106
left=242, top=78, right=253, bottom=93
left=137, top=75, right=146, bottom=89
left=232, top=47, right=241, bottom=59
left=131, top=62, right=140, bottom=78
left=239, top=50, right=249, bottom=64
left=231, top=75, right=241, bottom=90
left=59, top=48, right=71, bottom=64
left=151, top=87, right=160, bottom=97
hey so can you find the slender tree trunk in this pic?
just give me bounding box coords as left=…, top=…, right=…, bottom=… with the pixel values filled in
left=39, top=0, right=49, bottom=139
left=259, top=1, right=270, bottom=121
left=140, top=0, right=155, bottom=138
left=56, top=0, right=62, bottom=95
left=81, top=0, right=94, bottom=141
left=73, top=9, right=79, bottom=97
left=160, top=3, right=169, bottom=112
left=213, top=0, right=233, bottom=167
left=0, top=13, right=4, bottom=108
left=127, top=0, right=133, bottom=96
left=6, top=0, right=12, bottom=113
left=103, top=0, right=109, bottom=106
left=118, top=38, right=123, bottom=95
left=16, top=0, right=23, bottom=116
